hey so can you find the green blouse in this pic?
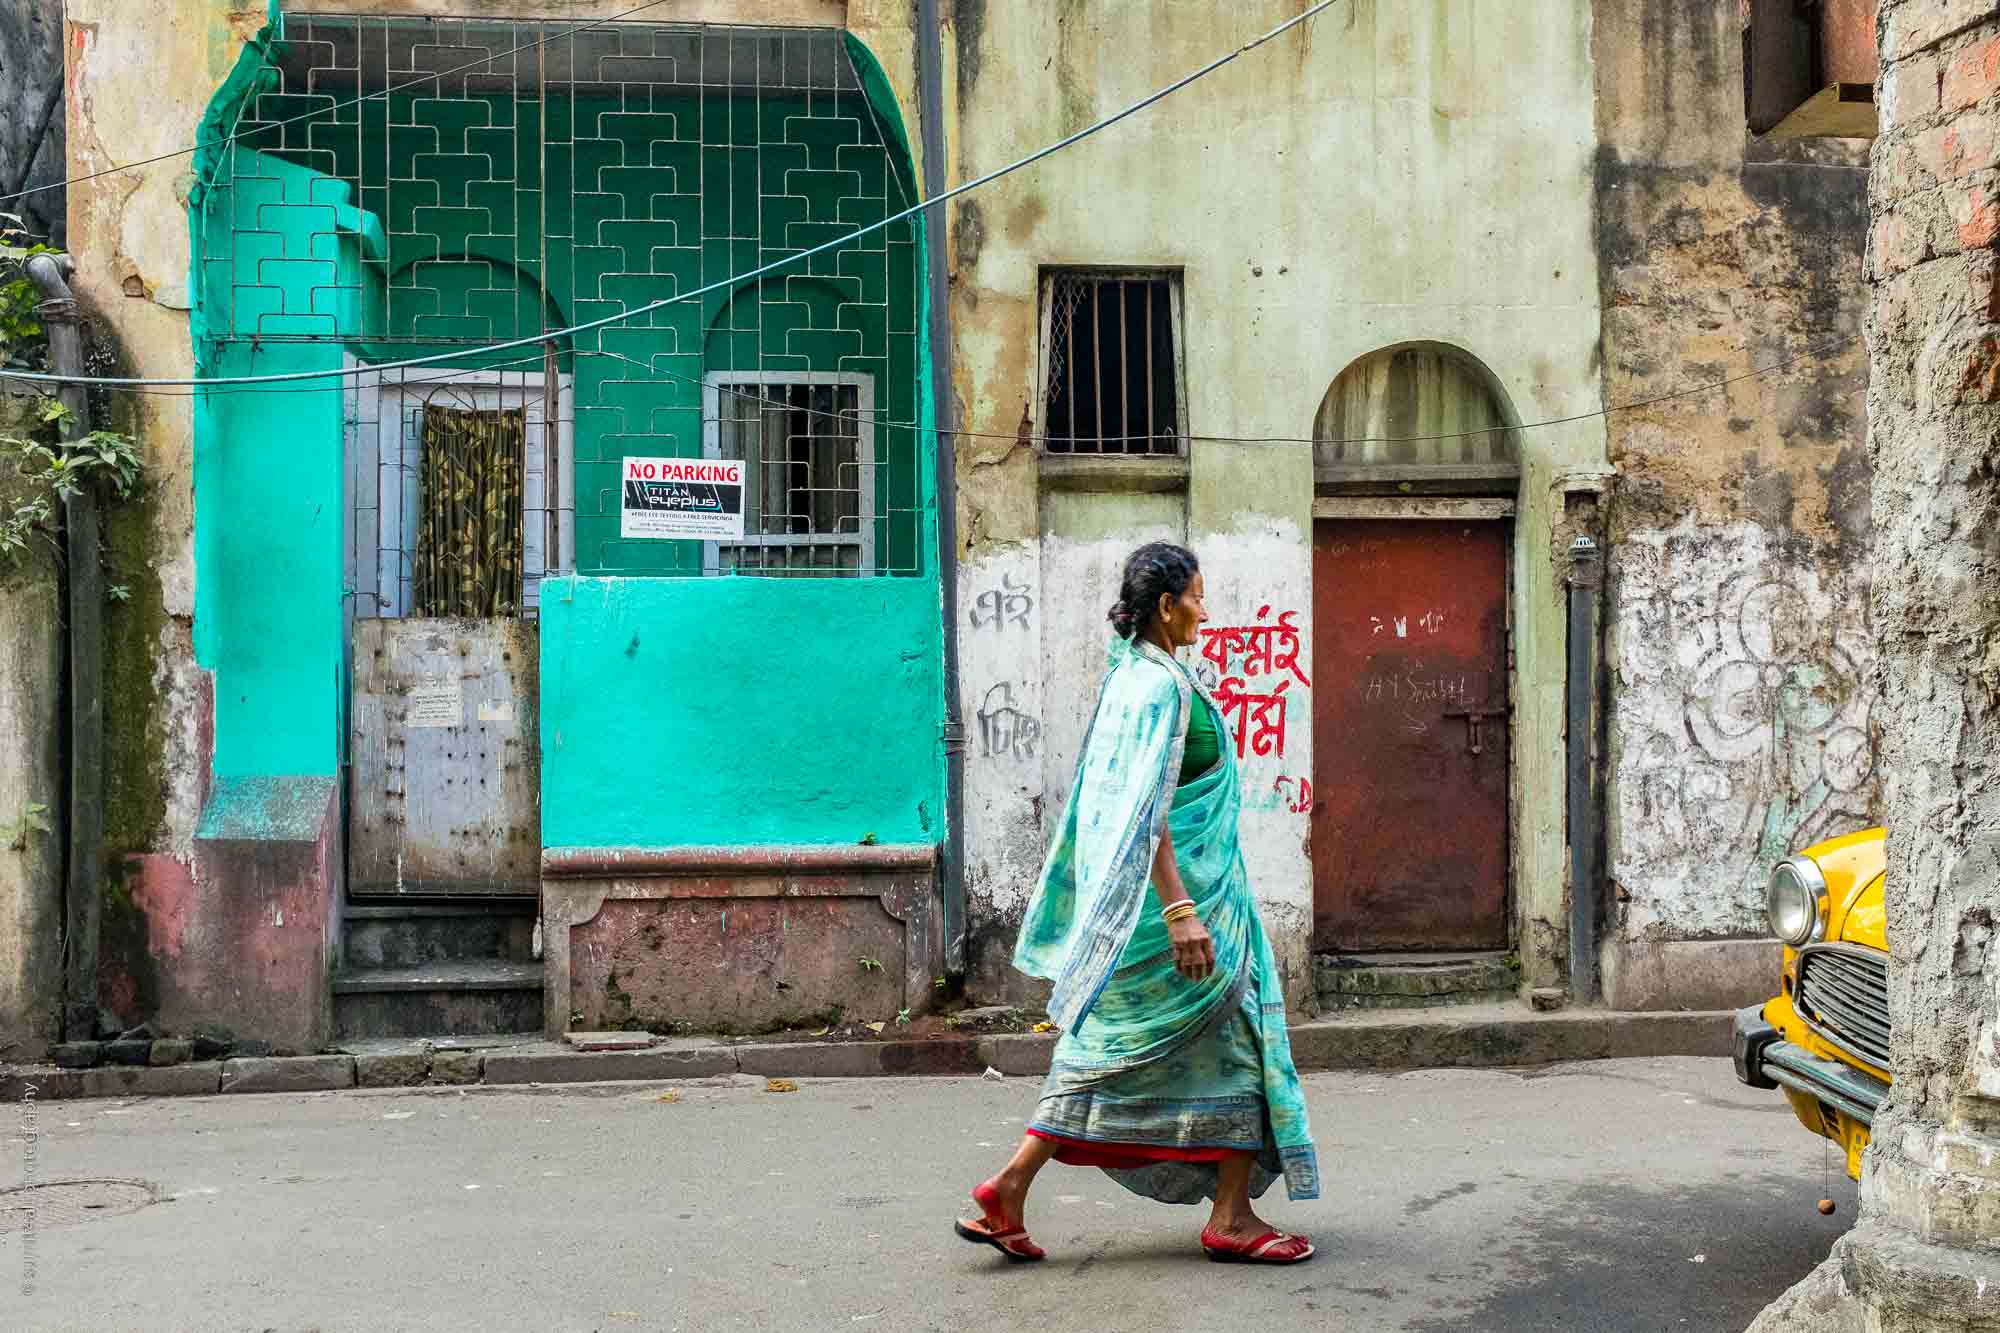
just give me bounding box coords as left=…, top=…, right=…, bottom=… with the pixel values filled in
left=1178, top=694, right=1221, bottom=785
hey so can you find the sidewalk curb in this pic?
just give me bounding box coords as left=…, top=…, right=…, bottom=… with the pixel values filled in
left=0, top=1008, right=1733, bottom=1104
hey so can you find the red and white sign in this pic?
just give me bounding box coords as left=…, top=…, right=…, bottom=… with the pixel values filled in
left=620, top=456, right=746, bottom=540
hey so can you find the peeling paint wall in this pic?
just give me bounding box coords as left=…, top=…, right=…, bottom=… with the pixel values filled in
left=947, top=0, right=1606, bottom=1005
left=1593, top=1, right=1875, bottom=1009
left=66, top=0, right=260, bottom=1034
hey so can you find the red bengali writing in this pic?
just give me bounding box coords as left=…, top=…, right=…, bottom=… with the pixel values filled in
left=623, top=458, right=743, bottom=485
left=1198, top=605, right=1310, bottom=688
left=1199, top=606, right=1309, bottom=760
left=1216, top=676, right=1290, bottom=759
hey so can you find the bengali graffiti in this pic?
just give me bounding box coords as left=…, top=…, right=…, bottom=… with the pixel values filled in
left=970, top=575, right=1034, bottom=631
left=977, top=681, right=1041, bottom=762
left=1215, top=676, right=1292, bottom=760
left=1198, top=605, right=1311, bottom=690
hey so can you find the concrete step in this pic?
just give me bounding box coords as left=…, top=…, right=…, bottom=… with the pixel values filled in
left=340, top=901, right=537, bottom=970
left=1315, top=951, right=1518, bottom=1011
left=330, top=961, right=544, bottom=1040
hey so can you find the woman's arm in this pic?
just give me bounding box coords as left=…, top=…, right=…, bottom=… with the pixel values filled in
left=1151, top=826, right=1215, bottom=982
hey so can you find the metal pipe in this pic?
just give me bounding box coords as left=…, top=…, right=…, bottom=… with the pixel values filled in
left=1565, top=534, right=1603, bottom=1003
left=25, top=252, right=105, bottom=1041
left=916, top=0, right=967, bottom=982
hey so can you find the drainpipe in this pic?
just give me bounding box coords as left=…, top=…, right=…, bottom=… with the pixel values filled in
left=1564, top=534, right=1603, bottom=1003
left=916, top=0, right=967, bottom=981
left=25, top=253, right=105, bottom=1041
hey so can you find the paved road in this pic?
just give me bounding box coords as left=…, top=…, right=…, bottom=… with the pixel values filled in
left=0, top=1056, right=1854, bottom=1332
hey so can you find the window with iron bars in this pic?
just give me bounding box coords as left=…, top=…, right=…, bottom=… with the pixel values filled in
left=703, top=373, right=875, bottom=575
left=1038, top=270, right=1184, bottom=456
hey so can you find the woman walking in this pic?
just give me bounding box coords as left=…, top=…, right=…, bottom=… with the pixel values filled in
left=955, top=542, right=1318, bottom=1265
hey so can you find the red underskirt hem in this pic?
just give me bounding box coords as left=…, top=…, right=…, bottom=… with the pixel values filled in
left=1027, top=1127, right=1241, bottom=1168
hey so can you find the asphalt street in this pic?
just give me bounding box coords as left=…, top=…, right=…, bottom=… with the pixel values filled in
left=0, top=1055, right=1855, bottom=1332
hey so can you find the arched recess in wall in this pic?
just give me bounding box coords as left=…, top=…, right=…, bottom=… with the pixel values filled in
left=1313, top=343, right=1522, bottom=496
left=353, top=254, right=573, bottom=371
left=701, top=276, right=919, bottom=576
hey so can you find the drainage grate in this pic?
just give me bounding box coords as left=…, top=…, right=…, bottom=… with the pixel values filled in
left=0, top=1179, right=159, bottom=1235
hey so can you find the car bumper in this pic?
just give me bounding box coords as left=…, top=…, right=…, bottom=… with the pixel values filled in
left=1734, top=1003, right=1890, bottom=1123
left=1732, top=1004, right=1780, bottom=1090
left=1761, top=1041, right=1890, bottom=1126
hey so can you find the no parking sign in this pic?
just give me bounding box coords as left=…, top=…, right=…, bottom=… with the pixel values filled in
left=619, top=457, right=745, bottom=540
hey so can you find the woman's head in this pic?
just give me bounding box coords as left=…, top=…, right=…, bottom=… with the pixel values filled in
left=1109, top=542, right=1206, bottom=648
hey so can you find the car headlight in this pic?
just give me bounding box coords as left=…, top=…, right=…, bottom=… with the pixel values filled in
left=1766, top=857, right=1828, bottom=947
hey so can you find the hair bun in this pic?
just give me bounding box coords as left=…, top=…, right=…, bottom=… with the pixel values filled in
left=1107, top=542, right=1198, bottom=640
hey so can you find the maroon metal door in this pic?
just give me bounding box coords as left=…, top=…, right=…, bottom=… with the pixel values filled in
left=1311, top=519, right=1510, bottom=951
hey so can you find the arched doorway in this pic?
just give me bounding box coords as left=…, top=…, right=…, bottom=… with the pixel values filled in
left=1310, top=344, right=1520, bottom=954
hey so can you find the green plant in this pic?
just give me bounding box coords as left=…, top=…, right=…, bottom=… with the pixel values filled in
left=0, top=214, right=54, bottom=371
left=0, top=425, right=144, bottom=567
left=857, top=956, right=884, bottom=974
left=895, top=1008, right=911, bottom=1026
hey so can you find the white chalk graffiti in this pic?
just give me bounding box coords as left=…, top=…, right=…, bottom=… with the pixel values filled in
left=1613, top=522, right=1878, bottom=935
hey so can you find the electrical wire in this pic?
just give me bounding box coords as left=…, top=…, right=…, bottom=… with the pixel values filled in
left=0, top=0, right=682, bottom=208
left=2, top=0, right=1348, bottom=391
left=81, top=330, right=1856, bottom=451
left=90, top=352, right=552, bottom=399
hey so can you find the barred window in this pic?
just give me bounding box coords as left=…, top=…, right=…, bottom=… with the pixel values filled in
left=1039, top=270, right=1183, bottom=456
left=704, top=373, right=876, bottom=575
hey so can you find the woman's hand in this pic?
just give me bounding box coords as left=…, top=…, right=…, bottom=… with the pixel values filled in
left=1168, top=914, right=1215, bottom=982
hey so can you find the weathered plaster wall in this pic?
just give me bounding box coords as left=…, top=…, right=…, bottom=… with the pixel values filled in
left=1593, top=1, right=1876, bottom=1011
left=948, top=0, right=1605, bottom=1004
left=66, top=1, right=268, bottom=1034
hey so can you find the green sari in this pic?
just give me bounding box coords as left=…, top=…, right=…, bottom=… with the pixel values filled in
left=1013, top=636, right=1319, bottom=1204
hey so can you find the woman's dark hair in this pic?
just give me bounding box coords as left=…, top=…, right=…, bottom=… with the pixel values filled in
left=1108, top=542, right=1200, bottom=639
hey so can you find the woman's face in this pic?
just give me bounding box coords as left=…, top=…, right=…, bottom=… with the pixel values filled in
left=1156, top=571, right=1208, bottom=648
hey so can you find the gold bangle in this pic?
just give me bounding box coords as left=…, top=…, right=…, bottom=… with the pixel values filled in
left=1161, top=900, right=1197, bottom=922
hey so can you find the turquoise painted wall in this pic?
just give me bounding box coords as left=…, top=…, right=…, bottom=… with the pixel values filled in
left=191, top=150, right=381, bottom=779
left=539, top=575, right=942, bottom=848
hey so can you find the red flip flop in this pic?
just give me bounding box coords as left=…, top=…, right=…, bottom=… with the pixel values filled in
left=1200, top=1227, right=1315, bottom=1265
left=954, top=1181, right=1046, bottom=1263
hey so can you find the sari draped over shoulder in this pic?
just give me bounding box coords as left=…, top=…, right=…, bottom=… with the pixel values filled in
left=1012, top=636, right=1320, bottom=1205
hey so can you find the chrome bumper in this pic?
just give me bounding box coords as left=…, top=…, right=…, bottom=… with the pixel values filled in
left=1761, top=1041, right=1889, bottom=1126
left=1732, top=1004, right=1780, bottom=1090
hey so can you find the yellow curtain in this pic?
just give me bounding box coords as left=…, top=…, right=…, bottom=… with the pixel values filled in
left=413, top=405, right=525, bottom=617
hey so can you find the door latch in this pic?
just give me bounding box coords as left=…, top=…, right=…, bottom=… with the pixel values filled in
left=1443, top=705, right=1509, bottom=756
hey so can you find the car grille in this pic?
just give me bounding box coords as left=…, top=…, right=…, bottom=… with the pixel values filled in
left=1796, top=945, right=1891, bottom=1070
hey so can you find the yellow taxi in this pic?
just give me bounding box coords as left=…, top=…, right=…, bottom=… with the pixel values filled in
left=1732, top=828, right=1889, bottom=1181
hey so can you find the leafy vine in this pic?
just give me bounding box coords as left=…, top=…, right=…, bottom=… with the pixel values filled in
left=1, top=213, right=144, bottom=573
